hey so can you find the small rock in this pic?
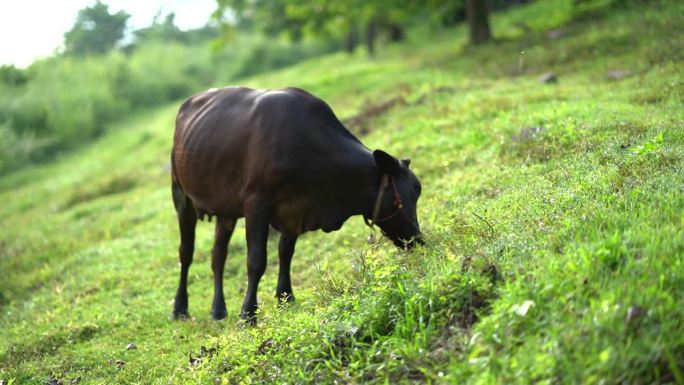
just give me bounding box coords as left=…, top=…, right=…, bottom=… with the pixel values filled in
left=547, top=29, right=566, bottom=40
left=607, top=69, right=631, bottom=80
left=626, top=305, right=645, bottom=324
left=125, top=343, right=137, bottom=350
left=512, top=126, right=544, bottom=143
left=539, top=72, right=558, bottom=84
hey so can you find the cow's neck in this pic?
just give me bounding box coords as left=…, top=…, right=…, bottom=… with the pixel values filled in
left=310, top=148, right=381, bottom=233
left=340, top=150, right=382, bottom=218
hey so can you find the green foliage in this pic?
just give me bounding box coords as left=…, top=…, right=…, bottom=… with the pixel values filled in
left=628, top=131, right=665, bottom=156
left=63, top=0, right=130, bottom=56
left=1, top=0, right=683, bottom=384
left=0, top=65, right=29, bottom=86
left=133, top=13, right=220, bottom=45
left=134, top=13, right=187, bottom=43
left=117, top=42, right=215, bottom=105
left=215, top=0, right=426, bottom=51
left=219, top=35, right=341, bottom=80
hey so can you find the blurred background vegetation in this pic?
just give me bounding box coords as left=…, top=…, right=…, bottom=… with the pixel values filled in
left=0, top=0, right=642, bottom=173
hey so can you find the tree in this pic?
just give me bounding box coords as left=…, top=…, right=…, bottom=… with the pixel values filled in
left=465, top=0, right=491, bottom=44
left=214, top=0, right=497, bottom=54
left=64, top=1, right=130, bottom=55
left=215, top=0, right=411, bottom=56
left=135, top=13, right=186, bottom=43
left=0, top=65, right=29, bottom=86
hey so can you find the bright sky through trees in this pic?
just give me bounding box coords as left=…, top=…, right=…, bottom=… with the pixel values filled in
left=0, top=0, right=216, bottom=67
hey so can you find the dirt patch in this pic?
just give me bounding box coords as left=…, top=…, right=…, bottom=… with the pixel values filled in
left=413, top=86, right=460, bottom=105
left=63, top=175, right=137, bottom=210
left=343, top=96, right=407, bottom=135
left=342, top=86, right=463, bottom=135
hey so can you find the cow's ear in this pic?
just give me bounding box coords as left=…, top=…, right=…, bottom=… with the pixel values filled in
left=402, top=159, right=411, bottom=167
left=373, top=150, right=401, bottom=175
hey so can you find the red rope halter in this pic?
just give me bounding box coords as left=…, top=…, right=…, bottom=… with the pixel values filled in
left=364, top=174, right=404, bottom=228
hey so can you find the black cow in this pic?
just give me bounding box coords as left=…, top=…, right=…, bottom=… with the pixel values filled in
left=171, top=86, right=422, bottom=323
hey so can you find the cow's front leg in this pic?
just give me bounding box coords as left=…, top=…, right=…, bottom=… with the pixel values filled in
left=241, top=202, right=270, bottom=324
left=276, top=234, right=297, bottom=303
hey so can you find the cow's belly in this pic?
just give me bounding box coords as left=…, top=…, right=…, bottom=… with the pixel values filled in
left=271, top=199, right=310, bottom=235
left=174, top=150, right=245, bottom=219
left=271, top=197, right=348, bottom=236
left=186, top=189, right=244, bottom=219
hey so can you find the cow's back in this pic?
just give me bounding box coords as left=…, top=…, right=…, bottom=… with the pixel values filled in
left=171, top=86, right=364, bottom=220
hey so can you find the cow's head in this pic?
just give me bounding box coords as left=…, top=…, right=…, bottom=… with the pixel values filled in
left=371, top=150, right=423, bottom=249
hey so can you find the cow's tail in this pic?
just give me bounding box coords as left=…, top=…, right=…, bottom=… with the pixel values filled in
left=170, top=148, right=188, bottom=214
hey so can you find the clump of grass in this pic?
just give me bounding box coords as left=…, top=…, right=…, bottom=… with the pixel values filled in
left=177, top=243, right=499, bottom=384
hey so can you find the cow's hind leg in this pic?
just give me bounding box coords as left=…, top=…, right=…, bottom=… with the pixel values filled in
left=241, top=199, right=271, bottom=324
left=276, top=234, right=297, bottom=303
left=211, top=217, right=236, bottom=320
left=172, top=183, right=197, bottom=320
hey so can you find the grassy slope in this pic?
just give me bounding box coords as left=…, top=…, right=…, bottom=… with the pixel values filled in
left=1, top=1, right=683, bottom=383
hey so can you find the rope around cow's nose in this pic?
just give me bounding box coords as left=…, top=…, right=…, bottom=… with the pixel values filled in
left=363, top=174, right=415, bottom=245
left=364, top=174, right=389, bottom=244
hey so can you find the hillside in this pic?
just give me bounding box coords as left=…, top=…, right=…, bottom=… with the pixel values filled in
left=1, top=0, right=683, bottom=383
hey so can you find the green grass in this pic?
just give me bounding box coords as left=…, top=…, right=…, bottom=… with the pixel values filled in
left=1, top=0, right=683, bottom=383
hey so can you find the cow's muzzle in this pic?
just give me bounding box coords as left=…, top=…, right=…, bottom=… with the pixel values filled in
left=394, top=234, right=424, bottom=249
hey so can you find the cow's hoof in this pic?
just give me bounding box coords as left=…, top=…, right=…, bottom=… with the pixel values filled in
left=171, top=309, right=189, bottom=321
left=211, top=307, right=227, bottom=321
left=239, top=311, right=257, bottom=327
left=276, top=293, right=295, bottom=305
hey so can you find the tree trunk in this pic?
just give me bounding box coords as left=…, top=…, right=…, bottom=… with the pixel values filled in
left=346, top=25, right=358, bottom=54
left=366, top=20, right=376, bottom=56
left=465, top=0, right=491, bottom=45
left=387, top=23, right=404, bottom=42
